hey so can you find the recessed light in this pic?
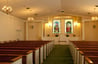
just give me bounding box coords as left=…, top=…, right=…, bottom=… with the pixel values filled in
left=88, top=12, right=91, bottom=14
left=26, top=7, right=30, bottom=9
left=95, top=5, right=98, bottom=7
left=60, top=10, right=64, bottom=12
left=34, top=13, right=38, bottom=16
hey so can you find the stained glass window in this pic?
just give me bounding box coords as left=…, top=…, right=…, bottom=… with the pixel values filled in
left=53, top=20, right=60, bottom=33
left=65, top=19, right=73, bottom=33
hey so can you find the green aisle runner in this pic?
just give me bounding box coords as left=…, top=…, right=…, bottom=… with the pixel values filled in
left=43, top=45, right=73, bottom=64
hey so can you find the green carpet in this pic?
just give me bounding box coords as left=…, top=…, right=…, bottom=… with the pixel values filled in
left=43, top=45, right=73, bottom=64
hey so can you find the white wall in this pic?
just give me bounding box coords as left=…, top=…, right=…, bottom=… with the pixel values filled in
left=0, top=12, right=25, bottom=41
left=28, top=22, right=43, bottom=40
left=81, top=16, right=91, bottom=40
left=84, top=21, right=98, bottom=41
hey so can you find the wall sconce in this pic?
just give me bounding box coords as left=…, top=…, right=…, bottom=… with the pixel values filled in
left=74, top=22, right=78, bottom=26
left=48, top=22, right=52, bottom=27
left=45, top=22, right=52, bottom=28
left=74, top=22, right=80, bottom=27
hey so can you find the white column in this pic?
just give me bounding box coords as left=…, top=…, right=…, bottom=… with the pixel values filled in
left=26, top=21, right=29, bottom=40
left=41, top=22, right=44, bottom=40
left=82, top=20, right=85, bottom=40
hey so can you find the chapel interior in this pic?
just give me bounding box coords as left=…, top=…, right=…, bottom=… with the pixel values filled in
left=0, top=0, right=98, bottom=64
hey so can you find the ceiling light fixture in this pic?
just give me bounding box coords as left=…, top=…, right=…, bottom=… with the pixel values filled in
left=2, top=0, right=13, bottom=14
left=91, top=8, right=98, bottom=21
left=27, top=17, right=34, bottom=21
left=91, top=16, right=98, bottom=21
left=26, top=8, right=34, bottom=21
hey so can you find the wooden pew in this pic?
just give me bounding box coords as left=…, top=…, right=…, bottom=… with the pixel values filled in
left=69, top=41, right=98, bottom=64
left=75, top=45, right=98, bottom=64
left=14, top=40, right=53, bottom=57
left=0, top=40, right=53, bottom=63
left=0, top=40, right=54, bottom=64
left=85, top=56, right=98, bottom=64
left=0, top=55, right=22, bottom=64
left=0, top=50, right=33, bottom=64
left=0, top=43, right=44, bottom=64
left=79, top=51, right=98, bottom=64
left=10, top=40, right=54, bottom=57
left=0, top=47, right=39, bottom=64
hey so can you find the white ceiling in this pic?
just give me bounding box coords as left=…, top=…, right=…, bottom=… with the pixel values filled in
left=0, top=0, right=98, bottom=20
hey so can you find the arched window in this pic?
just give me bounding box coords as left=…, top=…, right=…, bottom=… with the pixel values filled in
left=53, top=20, right=60, bottom=33
left=65, top=19, right=73, bottom=33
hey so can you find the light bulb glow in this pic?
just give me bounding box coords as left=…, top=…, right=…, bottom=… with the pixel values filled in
left=2, top=5, right=13, bottom=14
left=27, top=17, right=34, bottom=21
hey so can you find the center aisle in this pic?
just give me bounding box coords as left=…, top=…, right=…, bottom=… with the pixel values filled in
left=43, top=45, right=73, bottom=64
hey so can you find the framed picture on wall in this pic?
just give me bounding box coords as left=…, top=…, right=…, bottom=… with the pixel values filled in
left=65, top=19, right=73, bottom=33
left=53, top=20, right=60, bottom=33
